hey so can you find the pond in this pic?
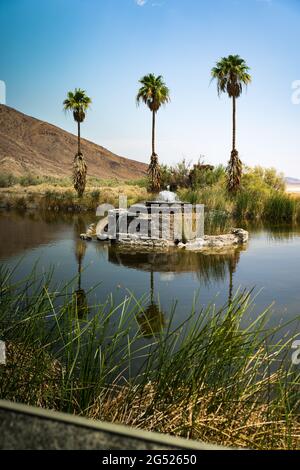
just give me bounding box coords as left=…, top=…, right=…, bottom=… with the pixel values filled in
left=1, top=210, right=300, bottom=336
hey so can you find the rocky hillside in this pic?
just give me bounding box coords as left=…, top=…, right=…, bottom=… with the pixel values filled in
left=0, top=105, right=147, bottom=179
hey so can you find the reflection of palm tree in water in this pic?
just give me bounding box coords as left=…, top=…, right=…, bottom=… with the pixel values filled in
left=227, top=249, right=241, bottom=306
left=138, top=270, right=165, bottom=338
left=225, top=250, right=242, bottom=362
left=73, top=216, right=88, bottom=317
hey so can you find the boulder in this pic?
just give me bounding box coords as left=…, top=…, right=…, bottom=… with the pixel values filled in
left=231, top=228, right=249, bottom=243
left=80, top=233, right=92, bottom=241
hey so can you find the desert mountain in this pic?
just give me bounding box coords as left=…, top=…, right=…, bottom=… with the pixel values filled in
left=285, top=177, right=300, bottom=185
left=0, top=104, right=147, bottom=179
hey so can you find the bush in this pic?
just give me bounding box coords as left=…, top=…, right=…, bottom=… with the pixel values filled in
left=0, top=173, right=73, bottom=188
left=0, top=173, right=17, bottom=188
left=90, top=190, right=100, bottom=200
left=161, top=158, right=223, bottom=190
left=242, top=166, right=285, bottom=192
left=160, top=159, right=191, bottom=189
left=19, top=175, right=43, bottom=186
left=189, top=163, right=225, bottom=189
left=124, top=178, right=148, bottom=188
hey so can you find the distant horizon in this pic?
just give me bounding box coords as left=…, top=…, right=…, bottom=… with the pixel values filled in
left=1, top=0, right=300, bottom=177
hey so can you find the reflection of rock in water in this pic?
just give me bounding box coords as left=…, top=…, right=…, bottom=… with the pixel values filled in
left=108, top=245, right=243, bottom=311
left=137, top=271, right=165, bottom=338
left=108, top=245, right=244, bottom=287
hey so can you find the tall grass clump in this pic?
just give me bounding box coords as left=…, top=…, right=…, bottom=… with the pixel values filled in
left=234, top=188, right=268, bottom=219
left=1, top=267, right=300, bottom=449
left=264, top=193, right=297, bottom=223
left=179, top=184, right=232, bottom=215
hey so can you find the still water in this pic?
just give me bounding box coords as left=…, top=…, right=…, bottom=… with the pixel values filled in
left=1, top=210, right=300, bottom=334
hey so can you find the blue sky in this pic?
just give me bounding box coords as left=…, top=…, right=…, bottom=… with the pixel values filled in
left=1, top=0, right=300, bottom=176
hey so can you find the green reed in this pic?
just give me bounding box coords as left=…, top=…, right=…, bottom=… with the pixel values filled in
left=0, top=266, right=300, bottom=449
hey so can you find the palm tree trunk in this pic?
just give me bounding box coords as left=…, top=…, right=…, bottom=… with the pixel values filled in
left=232, top=96, right=236, bottom=151
left=152, top=110, right=156, bottom=155
left=77, top=121, right=81, bottom=154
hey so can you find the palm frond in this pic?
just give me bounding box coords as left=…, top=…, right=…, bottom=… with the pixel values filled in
left=63, top=88, right=92, bottom=122
left=136, top=74, right=170, bottom=111
left=211, top=55, right=251, bottom=98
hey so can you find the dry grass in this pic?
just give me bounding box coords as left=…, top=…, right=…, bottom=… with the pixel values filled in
left=0, top=183, right=150, bottom=211
left=87, top=383, right=300, bottom=449
left=1, top=342, right=62, bottom=409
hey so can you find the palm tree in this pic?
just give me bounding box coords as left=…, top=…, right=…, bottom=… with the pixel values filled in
left=63, top=88, right=92, bottom=197
left=211, top=55, right=251, bottom=192
left=137, top=74, right=170, bottom=193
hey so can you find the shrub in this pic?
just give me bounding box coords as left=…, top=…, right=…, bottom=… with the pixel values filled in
left=19, top=174, right=42, bottom=186
left=161, top=159, right=226, bottom=191
left=0, top=173, right=17, bottom=188
left=90, top=190, right=100, bottom=200
left=124, top=178, right=148, bottom=188
left=242, top=166, right=285, bottom=192
left=160, top=160, right=191, bottom=190
left=189, top=163, right=225, bottom=189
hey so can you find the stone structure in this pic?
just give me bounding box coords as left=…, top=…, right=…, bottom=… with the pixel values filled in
left=80, top=191, right=248, bottom=251
left=179, top=228, right=249, bottom=251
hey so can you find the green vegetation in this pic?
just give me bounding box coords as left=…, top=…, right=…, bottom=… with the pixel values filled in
left=39, top=185, right=148, bottom=212
left=0, top=175, right=150, bottom=211
left=0, top=173, right=70, bottom=189
left=0, top=173, right=17, bottom=188
left=169, top=163, right=300, bottom=223
left=63, top=88, right=92, bottom=197
left=0, top=174, right=148, bottom=189
left=1, top=267, right=300, bottom=449
left=137, top=74, right=170, bottom=193
left=0, top=164, right=298, bottom=223
left=211, top=55, right=252, bottom=192
left=161, top=159, right=225, bottom=190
